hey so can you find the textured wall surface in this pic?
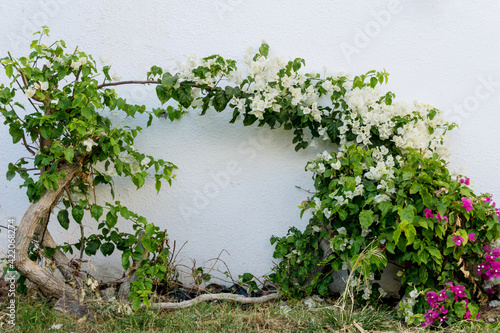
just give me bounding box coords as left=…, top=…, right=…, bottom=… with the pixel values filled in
left=1, top=0, right=500, bottom=283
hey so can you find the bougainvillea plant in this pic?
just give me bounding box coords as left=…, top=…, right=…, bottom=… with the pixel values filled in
left=2, top=28, right=500, bottom=323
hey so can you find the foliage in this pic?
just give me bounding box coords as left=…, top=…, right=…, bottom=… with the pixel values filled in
left=3, top=293, right=406, bottom=333
left=0, top=27, right=175, bottom=310
left=2, top=27, right=499, bottom=324
left=420, top=282, right=479, bottom=327
left=271, top=143, right=500, bottom=315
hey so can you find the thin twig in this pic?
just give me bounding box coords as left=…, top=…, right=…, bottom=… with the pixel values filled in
left=295, top=185, right=315, bottom=194
left=22, top=133, right=36, bottom=155
left=97, top=80, right=158, bottom=89
left=64, top=185, right=85, bottom=260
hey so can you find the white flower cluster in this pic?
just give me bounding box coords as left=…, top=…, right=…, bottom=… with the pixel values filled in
left=344, top=88, right=450, bottom=157
left=25, top=80, right=49, bottom=99
left=307, top=147, right=398, bottom=215
left=397, top=288, right=421, bottom=322
left=174, top=46, right=349, bottom=125
left=172, top=45, right=451, bottom=166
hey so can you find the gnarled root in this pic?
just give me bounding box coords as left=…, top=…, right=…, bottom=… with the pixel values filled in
left=149, top=292, right=280, bottom=310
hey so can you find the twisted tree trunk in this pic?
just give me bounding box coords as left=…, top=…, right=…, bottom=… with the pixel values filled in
left=14, top=163, right=80, bottom=299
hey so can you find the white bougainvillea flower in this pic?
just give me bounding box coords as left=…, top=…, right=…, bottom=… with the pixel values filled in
left=38, top=81, right=49, bottom=91
left=71, top=60, right=82, bottom=70
left=82, top=138, right=98, bottom=152
left=25, top=87, right=36, bottom=99
left=99, top=55, right=110, bottom=65
left=112, top=72, right=122, bottom=81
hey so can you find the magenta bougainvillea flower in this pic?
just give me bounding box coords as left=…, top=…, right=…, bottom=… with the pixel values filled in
left=424, top=208, right=434, bottom=219
left=422, top=282, right=475, bottom=327
left=485, top=262, right=500, bottom=279
left=462, top=197, right=474, bottom=212
left=426, top=291, right=437, bottom=302
left=436, top=212, right=448, bottom=222
left=468, top=233, right=476, bottom=242
left=464, top=309, right=472, bottom=320
left=437, top=289, right=448, bottom=301
left=453, top=235, right=464, bottom=246
left=459, top=178, right=470, bottom=185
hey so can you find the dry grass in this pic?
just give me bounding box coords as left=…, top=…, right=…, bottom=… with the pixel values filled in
left=1, top=288, right=500, bottom=332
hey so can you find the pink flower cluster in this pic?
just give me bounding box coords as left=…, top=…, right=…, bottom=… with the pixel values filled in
left=459, top=178, right=470, bottom=185
left=422, top=282, right=476, bottom=327
left=483, top=196, right=500, bottom=221
left=477, top=246, right=500, bottom=280
left=462, top=197, right=474, bottom=212
left=452, top=233, right=475, bottom=246
left=424, top=208, right=448, bottom=222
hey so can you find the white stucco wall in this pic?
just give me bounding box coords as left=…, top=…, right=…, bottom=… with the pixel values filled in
left=1, top=0, right=500, bottom=284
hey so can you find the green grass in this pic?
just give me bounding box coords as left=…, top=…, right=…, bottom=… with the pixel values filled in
left=1, top=294, right=500, bottom=332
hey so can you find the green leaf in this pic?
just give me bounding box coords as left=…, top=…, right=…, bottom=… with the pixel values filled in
left=85, top=240, right=100, bottom=256
left=241, top=272, right=253, bottom=283
left=143, top=296, right=150, bottom=308
left=64, top=147, right=75, bottom=163
left=161, top=72, right=178, bottom=90
left=100, top=242, right=115, bottom=256
left=468, top=302, right=479, bottom=321
left=122, top=251, right=131, bottom=270
left=106, top=211, right=118, bottom=228
left=404, top=224, right=417, bottom=245
left=133, top=173, right=145, bottom=189
left=398, top=205, right=415, bottom=224
left=393, top=227, right=402, bottom=245
left=409, top=182, right=421, bottom=194
left=420, top=188, right=433, bottom=207
left=338, top=209, right=347, bottom=221
left=359, top=210, right=374, bottom=229
left=454, top=300, right=467, bottom=319
left=5, top=65, right=13, bottom=78
left=57, top=209, right=70, bottom=230
left=142, top=239, right=153, bottom=252
left=427, top=247, right=442, bottom=260
left=132, top=297, right=141, bottom=312
left=71, top=205, right=84, bottom=224
left=378, top=201, right=392, bottom=216
left=318, top=282, right=328, bottom=297
left=6, top=169, right=16, bottom=181
left=155, top=180, right=162, bottom=193
left=213, top=88, right=228, bottom=112
left=259, top=43, right=269, bottom=57
left=144, top=223, right=154, bottom=238
left=90, top=205, right=103, bottom=221
left=386, top=241, right=395, bottom=254
left=9, top=125, right=24, bottom=144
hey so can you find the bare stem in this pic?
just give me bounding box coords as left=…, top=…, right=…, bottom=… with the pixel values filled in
left=97, top=80, right=159, bottom=89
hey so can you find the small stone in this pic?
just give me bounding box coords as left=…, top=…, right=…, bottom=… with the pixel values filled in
left=54, top=295, right=88, bottom=318
left=489, top=300, right=500, bottom=308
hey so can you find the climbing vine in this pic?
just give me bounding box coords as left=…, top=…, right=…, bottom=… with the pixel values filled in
left=2, top=27, right=500, bottom=325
